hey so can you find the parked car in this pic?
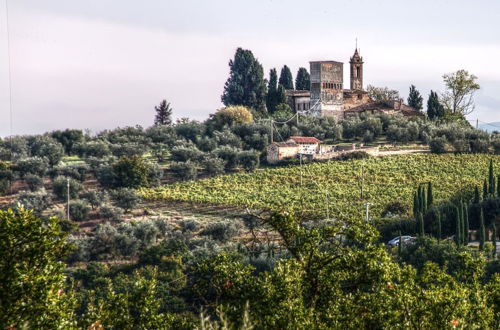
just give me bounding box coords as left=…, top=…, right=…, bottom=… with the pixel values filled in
left=387, top=235, right=413, bottom=247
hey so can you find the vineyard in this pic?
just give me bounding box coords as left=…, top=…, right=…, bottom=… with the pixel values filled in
left=141, top=154, right=500, bottom=221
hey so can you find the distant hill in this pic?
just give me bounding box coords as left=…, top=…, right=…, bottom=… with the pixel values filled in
left=479, top=122, right=500, bottom=133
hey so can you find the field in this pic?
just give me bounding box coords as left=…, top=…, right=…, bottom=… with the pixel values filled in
left=141, top=154, right=500, bottom=221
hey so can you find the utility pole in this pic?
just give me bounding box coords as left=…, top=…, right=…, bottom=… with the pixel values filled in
left=66, top=178, right=70, bottom=221
left=364, top=202, right=372, bottom=222
left=360, top=160, right=365, bottom=199
left=270, top=119, right=274, bottom=143
left=476, top=119, right=479, bottom=129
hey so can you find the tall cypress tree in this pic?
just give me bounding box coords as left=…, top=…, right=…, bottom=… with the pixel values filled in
left=437, top=211, right=442, bottom=240
left=474, top=186, right=481, bottom=203
left=427, top=182, right=433, bottom=208
left=463, top=202, right=469, bottom=245
left=455, top=206, right=462, bottom=246
left=407, top=85, right=424, bottom=110
left=493, top=223, right=497, bottom=259
left=413, top=192, right=419, bottom=218
left=483, top=179, right=488, bottom=200
left=480, top=207, right=486, bottom=251
left=222, top=48, right=268, bottom=114
left=489, top=160, right=495, bottom=196
left=398, top=230, right=403, bottom=256
left=277, top=85, right=287, bottom=105
left=278, top=65, right=294, bottom=90
left=427, top=90, right=445, bottom=120
left=421, top=186, right=427, bottom=213
left=295, top=68, right=310, bottom=91
left=266, top=68, right=279, bottom=113
left=418, top=213, right=425, bottom=236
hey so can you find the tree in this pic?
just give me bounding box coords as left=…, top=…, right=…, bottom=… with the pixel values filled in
left=295, top=68, right=310, bottom=91
left=455, top=206, right=462, bottom=246
left=212, top=106, right=254, bottom=127
left=418, top=213, right=425, bottom=236
left=221, top=48, right=267, bottom=115
left=441, top=69, right=480, bottom=115
left=266, top=68, right=279, bottom=113
left=237, top=150, right=260, bottom=172
left=366, top=85, right=400, bottom=102
left=437, top=211, right=442, bottom=240
left=112, top=156, right=151, bottom=188
left=463, top=203, right=469, bottom=245
left=112, top=188, right=141, bottom=213
left=0, top=208, right=74, bottom=328
left=427, top=182, right=433, bottom=207
left=480, top=207, right=486, bottom=251
left=51, top=129, right=84, bottom=155
left=426, top=90, right=445, bottom=120
left=154, top=100, right=173, bottom=126
left=278, top=65, right=294, bottom=90
left=492, top=223, right=497, bottom=259
left=407, top=85, right=423, bottom=110
left=489, top=159, right=495, bottom=196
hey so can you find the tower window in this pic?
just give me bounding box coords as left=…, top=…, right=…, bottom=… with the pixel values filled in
left=356, top=66, right=361, bottom=78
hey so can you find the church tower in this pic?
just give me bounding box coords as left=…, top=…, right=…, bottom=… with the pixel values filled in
left=349, top=48, right=363, bottom=90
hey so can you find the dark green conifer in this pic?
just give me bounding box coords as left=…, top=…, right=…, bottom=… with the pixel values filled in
left=489, top=160, right=495, bottom=196
left=437, top=211, right=442, bottom=240
left=413, top=192, right=419, bottom=218
left=480, top=208, right=486, bottom=251
left=483, top=179, right=488, bottom=200
left=455, top=206, right=462, bottom=246
left=497, top=175, right=500, bottom=197
left=463, top=202, right=469, bottom=245
left=418, top=213, right=425, bottom=236
left=474, top=186, right=481, bottom=203
left=427, top=182, right=433, bottom=208
left=398, top=230, right=403, bottom=256
left=278, top=65, right=294, bottom=90
left=493, top=223, right=497, bottom=259
left=266, top=68, right=279, bottom=113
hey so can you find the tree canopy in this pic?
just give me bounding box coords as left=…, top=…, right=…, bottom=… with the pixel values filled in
left=441, top=69, right=480, bottom=115
left=427, top=90, right=445, bottom=120
left=278, top=65, right=294, bottom=90
left=407, top=85, right=423, bottom=110
left=266, top=68, right=279, bottom=113
left=221, top=48, right=267, bottom=115
left=154, top=100, right=173, bottom=126
left=366, top=85, right=400, bottom=102
left=295, top=67, right=310, bottom=90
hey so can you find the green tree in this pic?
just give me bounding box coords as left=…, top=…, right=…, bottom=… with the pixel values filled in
left=221, top=48, right=267, bottom=115
left=441, top=69, right=480, bottom=115
left=212, top=105, right=254, bottom=127
left=437, top=211, right=442, bottom=240
left=489, top=159, right=495, bottom=196
left=266, top=68, right=279, bottom=113
left=278, top=65, right=294, bottom=90
left=418, top=213, right=425, bottom=236
left=112, top=188, right=141, bottom=213
left=0, top=208, right=75, bottom=328
left=427, top=182, right=433, bottom=207
left=366, top=85, right=400, bottom=101
left=474, top=185, right=481, bottom=203
left=492, top=223, right=497, bottom=259
left=463, top=203, right=469, bottom=245
left=112, top=156, right=151, bottom=188
left=50, top=129, right=84, bottom=155
left=154, top=99, right=173, bottom=126
left=480, top=208, right=486, bottom=251
left=426, top=90, right=445, bottom=120
left=295, top=67, right=310, bottom=91
left=407, top=85, right=423, bottom=110
left=455, top=206, right=462, bottom=246
left=483, top=179, right=488, bottom=200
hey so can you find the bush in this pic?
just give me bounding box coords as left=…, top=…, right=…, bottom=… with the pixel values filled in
left=237, top=150, right=260, bottom=172
left=80, top=190, right=109, bottom=209
left=99, top=204, right=124, bottom=221
left=202, top=157, right=226, bottom=176
left=67, top=200, right=91, bottom=221
left=178, top=219, right=200, bottom=233
left=112, top=156, right=151, bottom=188
left=336, top=151, right=370, bottom=161
left=362, top=130, right=375, bottom=143
left=170, top=161, right=198, bottom=180
left=15, top=189, right=52, bottom=214
left=374, top=217, right=416, bottom=242
left=74, top=141, right=111, bottom=158
left=214, top=146, right=240, bottom=171
left=112, top=188, right=140, bottom=213
left=16, top=157, right=48, bottom=178
left=52, top=176, right=83, bottom=200
left=148, top=163, right=164, bottom=187
left=24, top=174, right=44, bottom=191
left=171, top=146, right=204, bottom=162
left=49, top=163, right=89, bottom=181
left=201, top=220, right=239, bottom=242
left=429, top=136, right=448, bottom=154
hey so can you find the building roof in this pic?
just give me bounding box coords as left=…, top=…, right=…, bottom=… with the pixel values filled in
left=289, top=136, right=322, bottom=144
left=345, top=101, right=425, bottom=117
left=285, top=89, right=311, bottom=97
left=309, top=60, right=343, bottom=65
left=272, top=142, right=298, bottom=148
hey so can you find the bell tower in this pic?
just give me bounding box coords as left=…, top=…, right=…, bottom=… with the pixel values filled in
left=349, top=48, right=363, bottom=90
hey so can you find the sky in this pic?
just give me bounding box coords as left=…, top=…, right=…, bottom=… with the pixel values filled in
left=0, top=0, right=499, bottom=136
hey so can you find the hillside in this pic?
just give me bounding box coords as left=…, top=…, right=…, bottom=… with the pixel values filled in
left=142, top=153, right=500, bottom=221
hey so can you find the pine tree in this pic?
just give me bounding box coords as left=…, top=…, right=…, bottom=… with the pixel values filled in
left=278, top=65, right=294, bottom=90
left=266, top=68, right=279, bottom=113
left=479, top=207, right=486, bottom=251
left=437, top=211, right=442, bottom=240
left=489, top=160, right=495, bottom=196
left=222, top=48, right=267, bottom=114
left=154, top=100, right=173, bottom=126
left=407, top=85, right=424, bottom=110
left=426, top=90, right=445, bottom=120
left=474, top=186, right=481, bottom=203
left=418, top=213, right=425, bottom=236
left=277, top=85, right=287, bottom=105
left=455, top=206, right=462, bottom=246
left=493, top=223, right=497, bottom=259
left=427, top=182, right=433, bottom=207
left=483, top=179, right=488, bottom=200
left=295, top=68, right=310, bottom=91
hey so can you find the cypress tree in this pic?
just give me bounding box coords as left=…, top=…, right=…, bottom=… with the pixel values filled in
left=474, top=186, right=481, bottom=203
left=427, top=182, right=433, bottom=208
left=483, top=179, right=488, bottom=200
left=463, top=202, right=469, bottom=245
left=455, top=206, right=461, bottom=246
left=437, top=211, right=442, bottom=241
left=418, top=213, right=425, bottom=236
left=278, top=65, right=294, bottom=90
left=266, top=68, right=279, bottom=113
left=493, top=223, right=497, bottom=259
left=295, top=67, right=310, bottom=91
left=407, top=85, right=424, bottom=111
left=480, top=207, right=486, bottom=251
left=413, top=192, right=419, bottom=218
left=427, top=91, right=445, bottom=119
left=489, top=160, right=495, bottom=196
left=420, top=185, right=427, bottom=213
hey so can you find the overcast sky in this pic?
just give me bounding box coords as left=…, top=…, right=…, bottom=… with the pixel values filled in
left=1, top=0, right=499, bottom=136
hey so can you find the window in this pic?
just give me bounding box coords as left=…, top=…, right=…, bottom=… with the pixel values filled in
left=356, top=66, right=361, bottom=78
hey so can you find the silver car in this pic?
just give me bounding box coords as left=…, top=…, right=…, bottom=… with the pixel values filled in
left=388, top=236, right=413, bottom=247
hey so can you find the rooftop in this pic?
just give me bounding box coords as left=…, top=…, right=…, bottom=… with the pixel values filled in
left=289, top=136, right=322, bottom=144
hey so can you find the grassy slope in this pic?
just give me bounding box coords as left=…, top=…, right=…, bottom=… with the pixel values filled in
left=141, top=154, right=500, bottom=221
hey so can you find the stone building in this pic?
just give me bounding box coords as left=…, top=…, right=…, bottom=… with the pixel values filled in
left=266, top=136, right=322, bottom=164
left=285, top=48, right=423, bottom=120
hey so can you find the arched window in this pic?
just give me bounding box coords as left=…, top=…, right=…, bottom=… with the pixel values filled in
left=356, top=66, right=361, bottom=78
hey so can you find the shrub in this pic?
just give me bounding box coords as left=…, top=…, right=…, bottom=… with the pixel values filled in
left=74, top=141, right=111, bottom=158
left=374, top=217, right=416, bottom=242
left=80, top=190, right=109, bottom=209
left=16, top=157, right=48, bottom=178
left=237, top=150, right=260, bottom=172
left=99, top=204, right=124, bottom=221
left=52, top=176, right=83, bottom=200
left=148, top=163, right=164, bottom=187
left=178, top=219, right=200, bottom=232
left=67, top=200, right=91, bottom=222
left=15, top=189, right=52, bottom=214
left=171, top=146, right=204, bottom=162
left=429, top=136, right=448, bottom=154
left=214, top=146, right=239, bottom=171
left=337, top=151, right=370, bottom=161
left=200, top=220, right=239, bottom=242
left=112, top=188, right=140, bottom=213
left=170, top=161, right=198, bottom=180
left=112, top=155, right=151, bottom=188
left=24, top=174, right=44, bottom=191
left=211, top=105, right=253, bottom=128
left=202, top=157, right=226, bottom=176
left=362, top=130, right=375, bottom=143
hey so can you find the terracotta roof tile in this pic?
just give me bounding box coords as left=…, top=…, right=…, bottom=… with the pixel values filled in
left=289, top=136, right=322, bottom=144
